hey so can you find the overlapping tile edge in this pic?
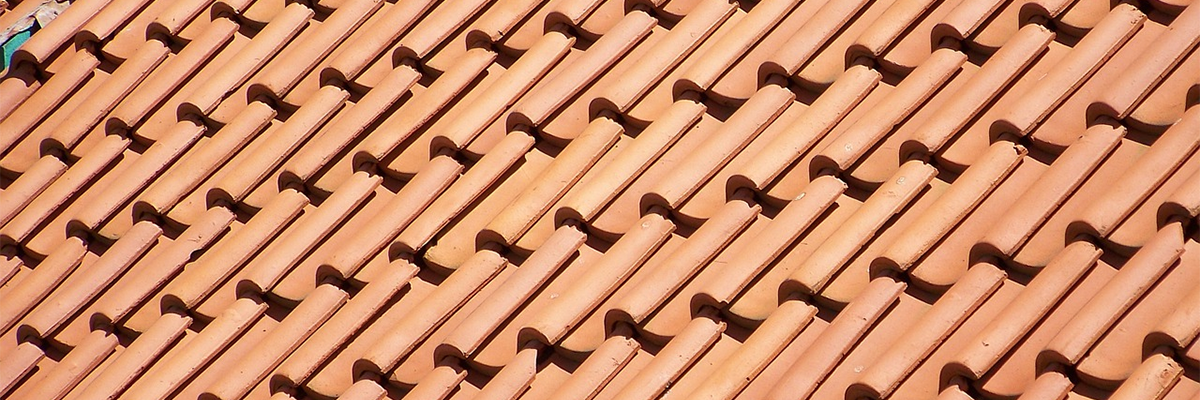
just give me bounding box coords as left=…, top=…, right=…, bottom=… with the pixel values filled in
left=0, top=0, right=1198, bottom=398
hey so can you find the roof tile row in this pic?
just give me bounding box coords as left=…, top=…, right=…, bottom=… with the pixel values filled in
left=1, top=0, right=1198, bottom=398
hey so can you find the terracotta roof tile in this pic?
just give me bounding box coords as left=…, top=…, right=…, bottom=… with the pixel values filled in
left=879, top=142, right=1024, bottom=289
left=0, top=50, right=98, bottom=152
left=79, top=0, right=163, bottom=62
left=0, top=341, right=47, bottom=396
left=18, top=220, right=159, bottom=339
left=109, top=23, right=236, bottom=140
left=2, top=0, right=1199, bottom=398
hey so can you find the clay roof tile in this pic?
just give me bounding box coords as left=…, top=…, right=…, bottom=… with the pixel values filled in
left=4, top=0, right=1200, bottom=397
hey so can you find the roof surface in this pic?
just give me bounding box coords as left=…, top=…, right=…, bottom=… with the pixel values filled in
left=0, top=0, right=1198, bottom=398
